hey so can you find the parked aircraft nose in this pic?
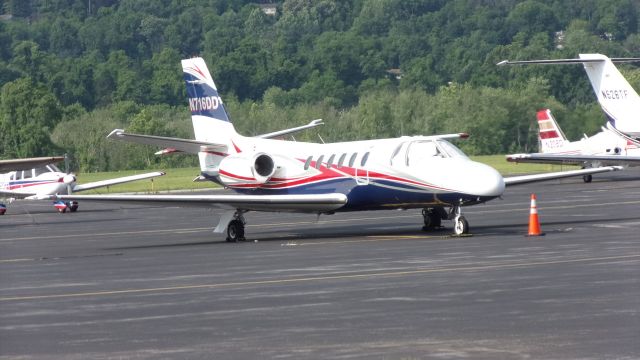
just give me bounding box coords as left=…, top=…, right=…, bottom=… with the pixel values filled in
left=465, top=161, right=505, bottom=197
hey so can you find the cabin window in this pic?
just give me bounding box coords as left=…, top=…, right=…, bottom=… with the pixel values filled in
left=361, top=152, right=370, bottom=167
left=348, top=153, right=358, bottom=167
left=304, top=156, right=313, bottom=170
left=34, top=167, right=48, bottom=176
left=337, top=153, right=346, bottom=168
left=327, top=154, right=335, bottom=168
left=315, top=155, right=324, bottom=169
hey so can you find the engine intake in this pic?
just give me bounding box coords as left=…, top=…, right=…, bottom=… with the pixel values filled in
left=254, top=154, right=275, bottom=178
left=218, top=152, right=276, bottom=188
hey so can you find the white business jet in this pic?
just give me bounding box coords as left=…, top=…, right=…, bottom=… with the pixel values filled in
left=507, top=108, right=640, bottom=182
left=0, top=156, right=164, bottom=214
left=498, top=53, right=640, bottom=139
left=46, top=58, right=619, bottom=240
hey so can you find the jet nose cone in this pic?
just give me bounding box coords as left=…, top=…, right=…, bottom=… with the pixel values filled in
left=465, top=161, right=505, bottom=197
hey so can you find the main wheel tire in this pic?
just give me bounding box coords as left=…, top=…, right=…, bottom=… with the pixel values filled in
left=57, top=207, right=67, bottom=214
left=226, top=219, right=245, bottom=242
left=583, top=174, right=592, bottom=183
left=454, top=216, right=469, bottom=235
left=69, top=203, right=79, bottom=212
left=422, top=212, right=442, bottom=231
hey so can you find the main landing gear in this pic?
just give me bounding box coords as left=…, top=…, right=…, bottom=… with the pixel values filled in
left=422, top=206, right=469, bottom=235
left=581, top=165, right=593, bottom=183
left=226, top=211, right=246, bottom=242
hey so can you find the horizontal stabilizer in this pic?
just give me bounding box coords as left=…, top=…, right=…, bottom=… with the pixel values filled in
left=503, top=166, right=622, bottom=186
left=256, top=119, right=324, bottom=139
left=71, top=171, right=165, bottom=192
left=46, top=193, right=348, bottom=213
left=497, top=58, right=640, bottom=66
left=107, top=129, right=227, bottom=155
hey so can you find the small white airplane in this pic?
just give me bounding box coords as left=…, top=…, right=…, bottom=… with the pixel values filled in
left=497, top=53, right=640, bottom=139
left=507, top=109, right=640, bottom=182
left=46, top=57, right=620, bottom=240
left=0, top=156, right=164, bottom=214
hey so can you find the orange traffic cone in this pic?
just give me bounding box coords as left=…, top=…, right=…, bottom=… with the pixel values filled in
left=527, top=194, right=545, bottom=236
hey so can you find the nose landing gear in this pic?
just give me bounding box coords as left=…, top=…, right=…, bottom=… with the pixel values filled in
left=451, top=205, right=469, bottom=235
left=421, top=206, right=470, bottom=235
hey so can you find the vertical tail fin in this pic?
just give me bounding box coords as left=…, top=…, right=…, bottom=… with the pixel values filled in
left=182, top=57, right=238, bottom=143
left=182, top=57, right=240, bottom=176
left=537, top=109, right=569, bottom=153
left=579, top=53, right=640, bottom=136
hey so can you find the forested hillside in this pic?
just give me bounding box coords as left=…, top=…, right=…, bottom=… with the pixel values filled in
left=1, top=0, right=639, bottom=171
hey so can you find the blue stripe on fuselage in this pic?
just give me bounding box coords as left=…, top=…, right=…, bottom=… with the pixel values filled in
left=216, top=176, right=496, bottom=211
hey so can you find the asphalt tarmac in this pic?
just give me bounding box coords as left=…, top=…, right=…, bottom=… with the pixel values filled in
left=1, top=170, right=640, bottom=359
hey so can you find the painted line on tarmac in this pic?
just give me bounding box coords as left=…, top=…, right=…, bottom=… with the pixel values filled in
left=0, top=258, right=32, bottom=264
left=1, top=254, right=638, bottom=302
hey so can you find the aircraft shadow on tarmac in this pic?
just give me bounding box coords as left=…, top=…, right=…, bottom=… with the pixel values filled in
left=104, top=213, right=640, bottom=251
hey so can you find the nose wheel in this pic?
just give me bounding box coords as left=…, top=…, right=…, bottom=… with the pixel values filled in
left=453, top=215, right=469, bottom=235
left=452, top=206, right=470, bottom=235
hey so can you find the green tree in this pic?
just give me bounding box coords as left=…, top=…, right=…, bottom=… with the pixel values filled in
left=0, top=77, right=62, bottom=157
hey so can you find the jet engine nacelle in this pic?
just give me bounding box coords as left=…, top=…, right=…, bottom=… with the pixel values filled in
left=218, top=152, right=277, bottom=188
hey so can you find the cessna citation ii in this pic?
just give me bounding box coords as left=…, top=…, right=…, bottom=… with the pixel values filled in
left=508, top=109, right=640, bottom=182
left=498, top=53, right=640, bottom=140
left=0, top=156, right=164, bottom=214
left=46, top=58, right=620, bottom=241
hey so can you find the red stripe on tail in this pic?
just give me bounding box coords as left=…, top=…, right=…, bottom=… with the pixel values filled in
left=539, top=130, right=559, bottom=139
left=537, top=109, right=551, bottom=122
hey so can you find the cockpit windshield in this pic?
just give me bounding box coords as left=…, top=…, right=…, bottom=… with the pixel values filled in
left=391, top=138, right=469, bottom=166
left=435, top=140, right=468, bottom=158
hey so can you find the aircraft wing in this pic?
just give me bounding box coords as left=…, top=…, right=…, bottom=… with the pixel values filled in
left=0, top=189, right=35, bottom=199
left=44, top=193, right=348, bottom=213
left=503, top=166, right=622, bottom=186
left=0, top=156, right=64, bottom=172
left=107, top=129, right=227, bottom=155
left=507, top=153, right=640, bottom=167
left=256, top=119, right=324, bottom=139
left=71, top=171, right=165, bottom=193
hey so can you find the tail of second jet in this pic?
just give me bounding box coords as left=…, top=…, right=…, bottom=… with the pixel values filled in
left=536, top=109, right=571, bottom=153
left=578, top=54, right=640, bottom=136
left=498, top=54, right=640, bottom=137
